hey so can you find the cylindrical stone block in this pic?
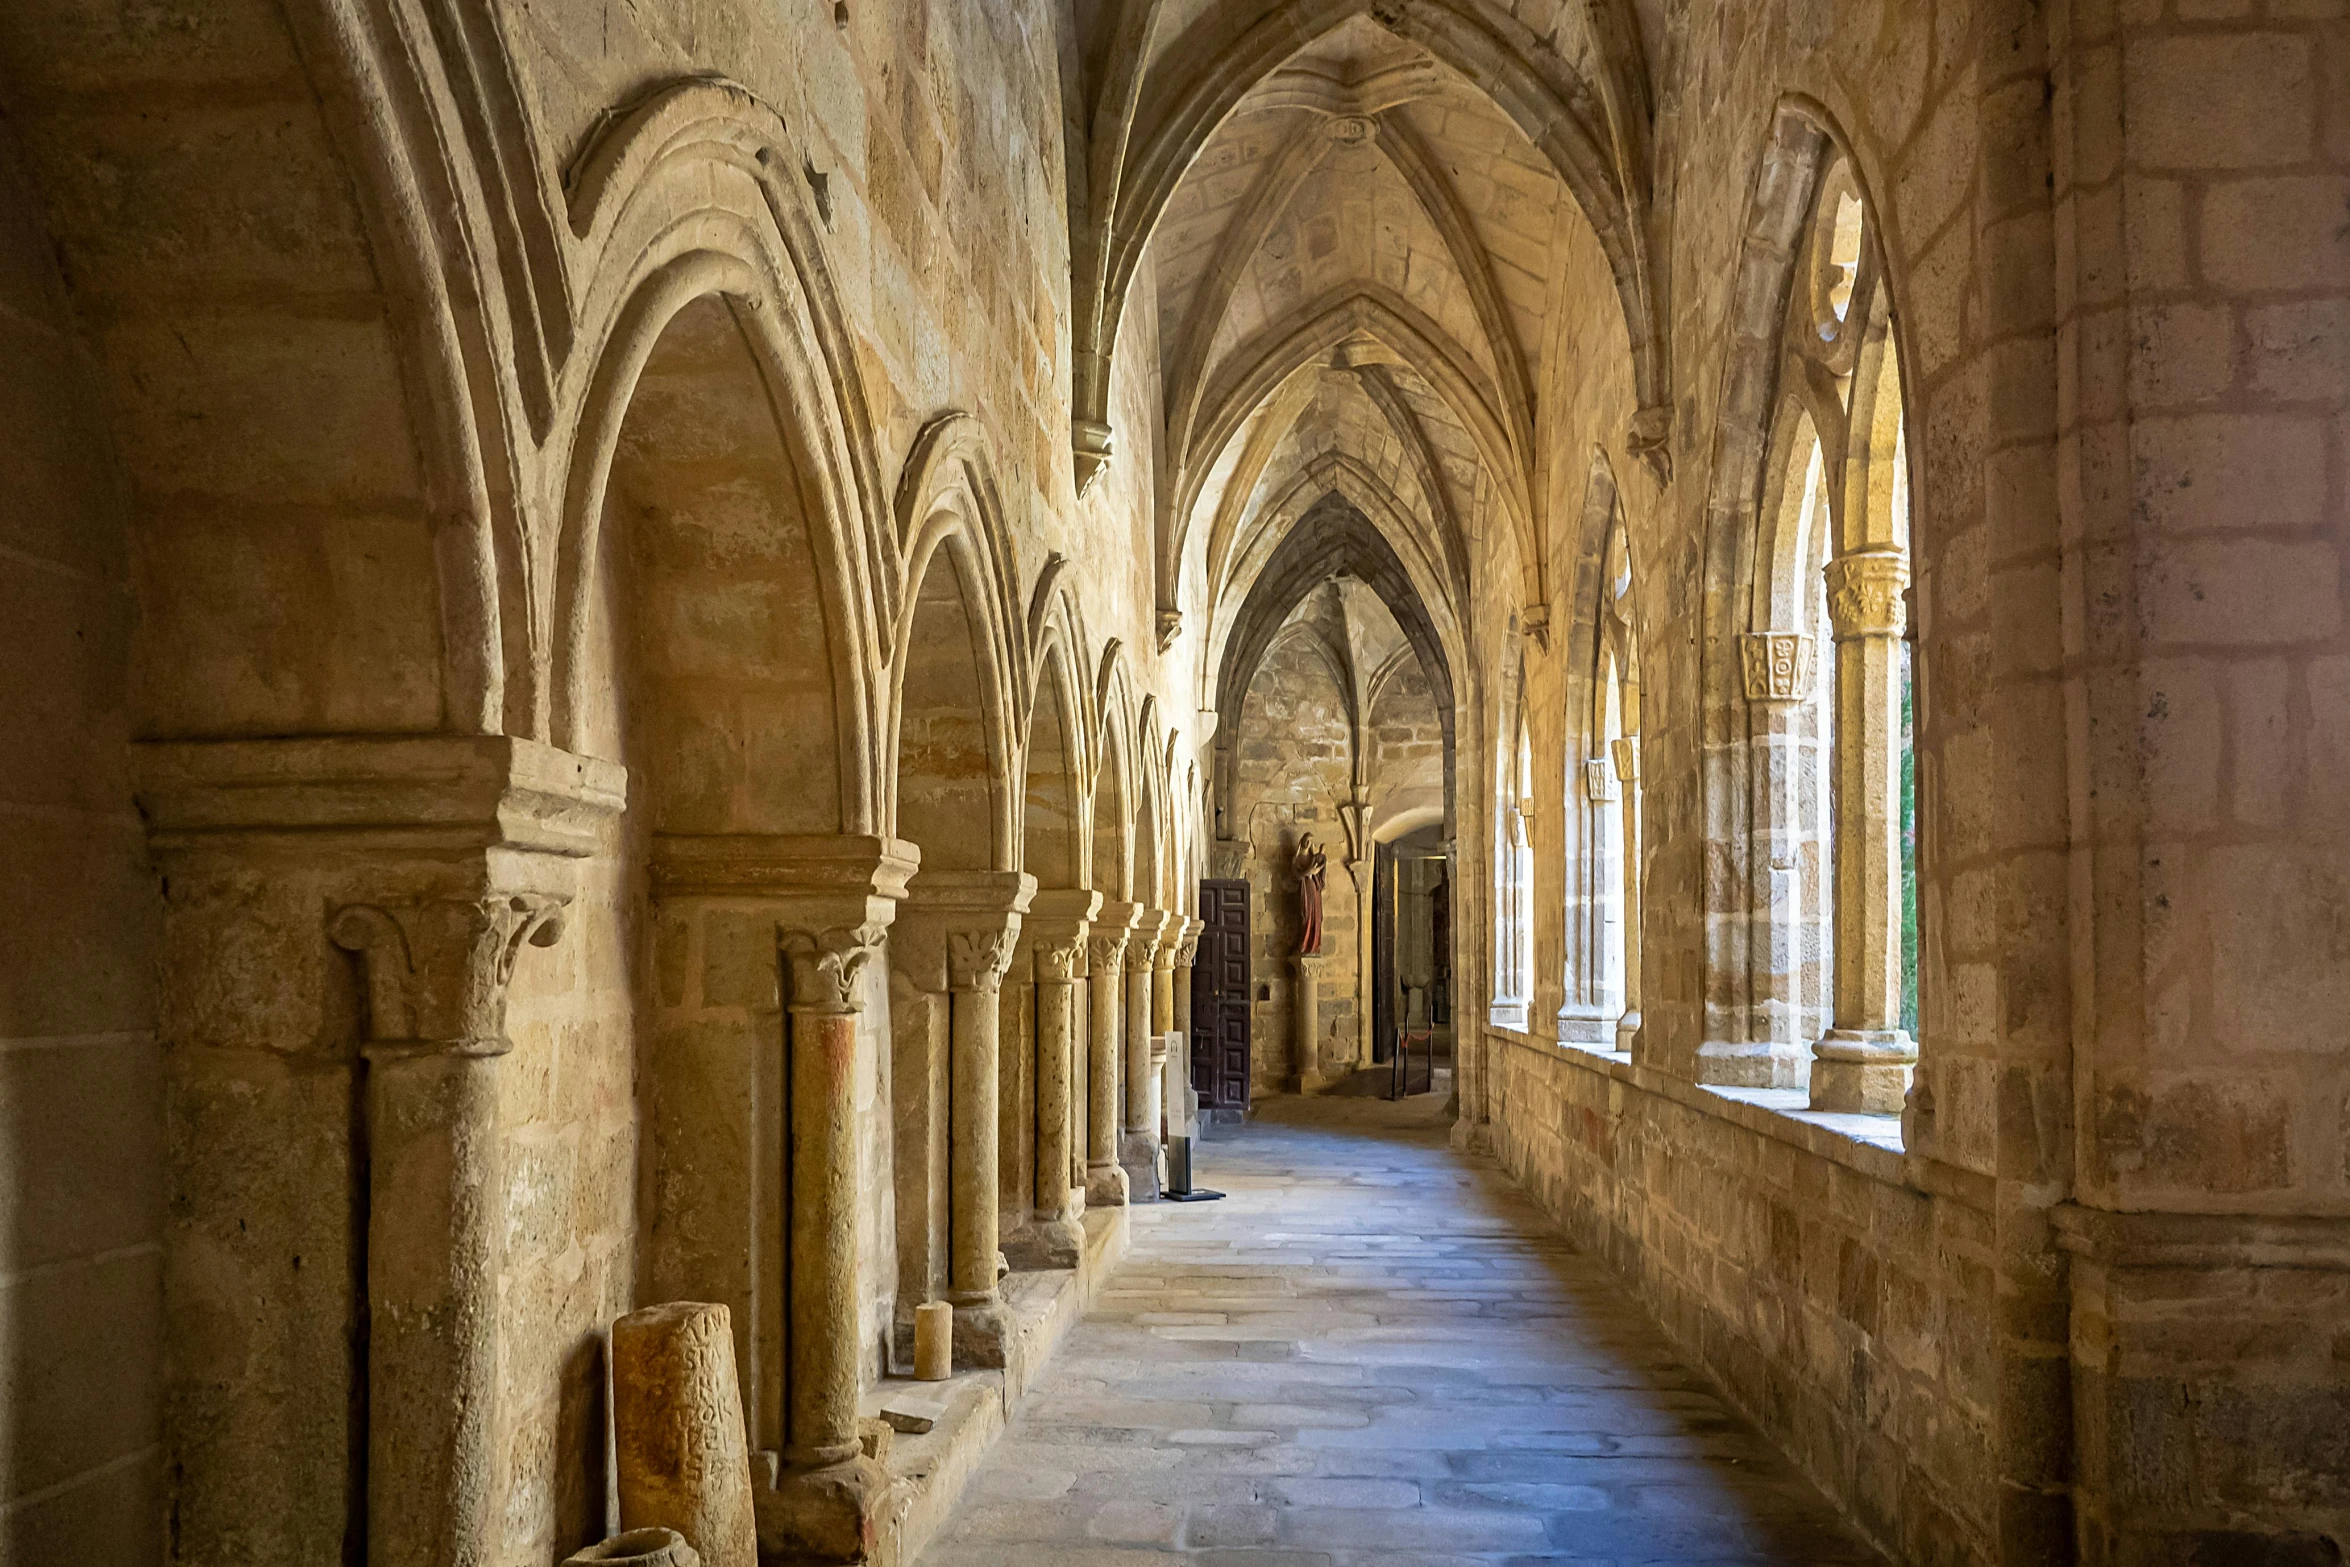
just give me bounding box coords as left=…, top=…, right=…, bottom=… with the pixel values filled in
left=565, top=1527, right=702, bottom=1566
left=914, top=1300, right=953, bottom=1381
left=612, top=1303, right=756, bottom=1567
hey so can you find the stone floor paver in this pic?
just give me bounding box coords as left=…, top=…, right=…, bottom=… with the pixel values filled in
left=920, top=1093, right=1885, bottom=1566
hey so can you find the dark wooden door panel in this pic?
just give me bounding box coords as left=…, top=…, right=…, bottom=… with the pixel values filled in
left=1192, top=878, right=1250, bottom=1112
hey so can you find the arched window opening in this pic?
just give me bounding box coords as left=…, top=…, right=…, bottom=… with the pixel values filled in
left=1742, top=145, right=1919, bottom=1114
left=1492, top=703, right=1534, bottom=1030
left=1597, top=525, right=1642, bottom=1058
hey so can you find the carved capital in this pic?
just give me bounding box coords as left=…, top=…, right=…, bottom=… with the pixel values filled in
left=1825, top=548, right=1908, bottom=638
left=1612, top=738, right=1641, bottom=786
left=779, top=923, right=887, bottom=1015
left=330, top=893, right=569, bottom=1057
left=1739, top=632, right=1818, bottom=704
left=1087, top=932, right=1130, bottom=970
left=1034, top=931, right=1089, bottom=982
left=1584, top=757, right=1620, bottom=803
left=1172, top=934, right=1201, bottom=967
left=1125, top=931, right=1163, bottom=974
left=947, top=928, right=1019, bottom=993
left=1155, top=608, right=1183, bottom=652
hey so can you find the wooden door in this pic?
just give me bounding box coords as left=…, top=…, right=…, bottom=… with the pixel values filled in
left=1190, top=879, right=1251, bottom=1114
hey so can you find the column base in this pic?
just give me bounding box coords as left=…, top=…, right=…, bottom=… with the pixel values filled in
left=950, top=1295, right=1011, bottom=1368
left=1694, top=1038, right=1809, bottom=1088
left=1007, top=1212, right=1084, bottom=1270
left=756, top=1454, right=886, bottom=1564
left=1085, top=1161, right=1129, bottom=1207
left=1118, top=1131, right=1161, bottom=1201
left=1809, top=1029, right=1914, bottom=1114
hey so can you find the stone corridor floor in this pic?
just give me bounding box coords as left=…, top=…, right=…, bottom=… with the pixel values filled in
left=919, top=1094, right=1885, bottom=1566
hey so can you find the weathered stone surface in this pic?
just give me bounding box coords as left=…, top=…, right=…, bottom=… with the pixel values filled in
left=612, top=1303, right=757, bottom=1567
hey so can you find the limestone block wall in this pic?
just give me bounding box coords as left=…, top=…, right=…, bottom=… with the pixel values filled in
left=0, top=122, right=161, bottom=1562
left=1490, top=1033, right=1994, bottom=1565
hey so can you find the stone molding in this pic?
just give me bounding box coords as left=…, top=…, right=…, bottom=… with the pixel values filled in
left=1127, top=909, right=1172, bottom=973
left=649, top=833, right=918, bottom=905
left=1739, top=632, right=1817, bottom=704
left=136, top=734, right=626, bottom=857
left=1089, top=899, right=1142, bottom=970
left=2051, top=1205, right=2350, bottom=1273
left=1824, top=547, right=1909, bottom=638
left=330, top=893, right=569, bottom=1057
left=894, top=868, right=1035, bottom=992
left=1026, top=888, right=1103, bottom=981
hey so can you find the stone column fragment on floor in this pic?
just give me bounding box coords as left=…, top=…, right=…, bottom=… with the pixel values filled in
left=1019, top=890, right=1099, bottom=1269
left=1121, top=910, right=1168, bottom=1198
left=611, top=1302, right=756, bottom=1567
left=1085, top=901, right=1140, bottom=1206
left=135, top=735, right=620, bottom=1567
left=1814, top=547, right=1914, bottom=1112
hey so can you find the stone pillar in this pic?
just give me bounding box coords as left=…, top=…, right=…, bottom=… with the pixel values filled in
left=1814, top=547, right=1914, bottom=1112
left=1697, top=632, right=1823, bottom=1087
left=1150, top=924, right=1178, bottom=1037
left=1171, top=918, right=1201, bottom=1073
left=1559, top=755, right=1621, bottom=1048
left=1020, top=890, right=1099, bottom=1269
left=894, top=872, right=1032, bottom=1368
left=135, top=736, right=618, bottom=1567
left=772, top=912, right=892, bottom=1563
left=1085, top=902, right=1139, bottom=1205
left=1612, top=737, right=1644, bottom=1057
left=1289, top=951, right=1325, bottom=1092
left=334, top=893, right=574, bottom=1567
left=1121, top=911, right=1167, bottom=1196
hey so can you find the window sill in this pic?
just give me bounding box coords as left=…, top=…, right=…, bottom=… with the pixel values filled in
left=1490, top=1028, right=1914, bottom=1182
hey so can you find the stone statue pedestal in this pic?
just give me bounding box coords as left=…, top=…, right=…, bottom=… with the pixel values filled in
left=1287, top=952, right=1328, bottom=1093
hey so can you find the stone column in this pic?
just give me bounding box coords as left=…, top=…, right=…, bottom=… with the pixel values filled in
left=1697, top=632, right=1823, bottom=1087
left=1171, top=917, right=1201, bottom=1068
left=1019, top=889, right=1098, bottom=1269
left=1085, top=902, right=1139, bottom=1205
left=772, top=917, right=891, bottom=1561
left=333, top=893, right=572, bottom=1567
left=135, top=735, right=618, bottom=1567
left=894, top=871, right=1032, bottom=1367
left=1612, top=737, right=1643, bottom=1057
left=1813, top=547, right=1914, bottom=1112
left=1121, top=911, right=1167, bottom=1196
left=1559, top=755, right=1621, bottom=1047
left=1289, top=951, right=1325, bottom=1092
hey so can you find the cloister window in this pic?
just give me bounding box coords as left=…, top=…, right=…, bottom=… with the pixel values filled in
left=1492, top=698, right=1534, bottom=1030
left=1596, top=524, right=1641, bottom=1057
left=1741, top=148, right=1919, bottom=1114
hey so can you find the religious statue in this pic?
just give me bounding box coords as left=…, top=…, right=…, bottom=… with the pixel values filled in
left=1292, top=832, right=1328, bottom=955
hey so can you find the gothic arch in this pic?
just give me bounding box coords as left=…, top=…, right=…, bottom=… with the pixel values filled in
left=554, top=79, right=889, bottom=823
left=889, top=414, right=1029, bottom=871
